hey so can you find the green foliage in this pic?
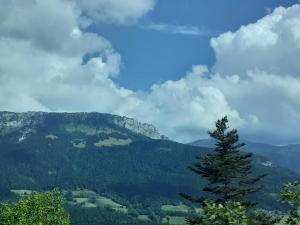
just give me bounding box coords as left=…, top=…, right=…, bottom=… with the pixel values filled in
left=249, top=209, right=282, bottom=225
left=276, top=213, right=300, bottom=225
left=281, top=182, right=300, bottom=207
left=186, top=200, right=249, bottom=225
left=0, top=189, right=70, bottom=225
left=275, top=182, right=300, bottom=225
left=183, top=116, right=265, bottom=206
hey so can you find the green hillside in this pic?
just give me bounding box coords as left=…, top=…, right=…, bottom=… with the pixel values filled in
left=0, top=112, right=299, bottom=224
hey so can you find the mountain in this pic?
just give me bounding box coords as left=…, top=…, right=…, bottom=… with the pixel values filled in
left=191, top=139, right=300, bottom=175
left=0, top=111, right=167, bottom=141
left=0, top=111, right=299, bottom=213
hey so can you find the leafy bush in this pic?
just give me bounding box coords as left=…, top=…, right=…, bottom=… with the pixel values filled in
left=0, top=189, right=70, bottom=225
left=281, top=182, right=300, bottom=207
left=276, top=182, right=300, bottom=225
left=186, top=200, right=249, bottom=225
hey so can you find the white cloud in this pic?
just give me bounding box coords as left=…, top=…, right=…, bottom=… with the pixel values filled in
left=74, top=0, right=156, bottom=25
left=0, top=0, right=127, bottom=113
left=130, top=4, right=300, bottom=144
left=141, top=23, right=211, bottom=36
left=0, top=0, right=80, bottom=52
left=1, top=1, right=300, bottom=144
left=199, top=4, right=300, bottom=144
left=123, top=66, right=246, bottom=142
left=211, top=4, right=300, bottom=77
left=177, top=69, right=300, bottom=144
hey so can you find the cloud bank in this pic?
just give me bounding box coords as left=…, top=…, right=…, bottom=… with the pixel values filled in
left=0, top=1, right=300, bottom=144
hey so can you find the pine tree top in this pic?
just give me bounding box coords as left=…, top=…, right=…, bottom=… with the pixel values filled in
left=182, top=116, right=265, bottom=206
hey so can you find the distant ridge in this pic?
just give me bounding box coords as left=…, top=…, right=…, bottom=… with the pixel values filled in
left=191, top=138, right=300, bottom=175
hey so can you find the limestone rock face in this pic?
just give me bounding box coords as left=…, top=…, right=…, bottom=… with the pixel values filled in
left=113, top=116, right=167, bottom=140
left=0, top=111, right=167, bottom=140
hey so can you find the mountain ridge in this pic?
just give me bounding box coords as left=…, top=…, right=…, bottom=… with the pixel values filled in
left=0, top=111, right=299, bottom=211
left=0, top=111, right=167, bottom=141
left=191, top=138, right=300, bottom=175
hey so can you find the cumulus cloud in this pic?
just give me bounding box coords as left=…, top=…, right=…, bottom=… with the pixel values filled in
left=132, top=4, right=300, bottom=144
left=158, top=69, right=300, bottom=144
left=1, top=1, right=300, bottom=144
left=199, top=4, right=300, bottom=144
left=118, top=65, right=245, bottom=142
left=0, top=0, right=127, bottom=112
left=211, top=5, right=300, bottom=77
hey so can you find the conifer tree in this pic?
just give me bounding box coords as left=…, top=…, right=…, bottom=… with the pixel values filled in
left=182, top=116, right=265, bottom=206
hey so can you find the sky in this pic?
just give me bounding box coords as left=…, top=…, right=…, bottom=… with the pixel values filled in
left=0, top=0, right=300, bottom=144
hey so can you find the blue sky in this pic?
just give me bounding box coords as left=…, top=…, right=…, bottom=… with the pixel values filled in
left=89, top=0, right=298, bottom=90
left=1, top=0, right=300, bottom=144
